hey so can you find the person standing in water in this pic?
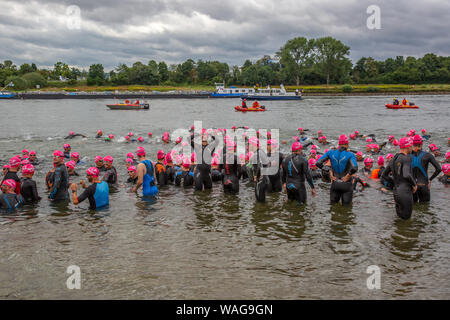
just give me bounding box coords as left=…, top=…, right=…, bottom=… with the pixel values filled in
left=281, top=142, right=316, bottom=204
left=132, top=147, right=158, bottom=197
left=102, top=156, right=118, bottom=186
left=1, top=157, right=22, bottom=195
left=316, top=135, right=358, bottom=205
left=410, top=135, right=441, bottom=203
left=20, top=164, right=40, bottom=204
left=381, top=137, right=417, bottom=220
left=0, top=180, right=24, bottom=211
left=48, top=150, right=70, bottom=202
left=71, top=167, right=109, bottom=210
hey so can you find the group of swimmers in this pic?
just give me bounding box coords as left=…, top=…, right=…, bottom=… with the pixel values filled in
left=1, top=126, right=449, bottom=220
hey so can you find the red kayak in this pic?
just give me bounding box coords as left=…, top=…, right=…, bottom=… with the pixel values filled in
left=385, top=104, right=419, bottom=109
left=235, top=106, right=266, bottom=112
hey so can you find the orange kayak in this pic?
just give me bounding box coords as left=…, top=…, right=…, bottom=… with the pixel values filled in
left=235, top=106, right=266, bottom=112
left=385, top=104, right=419, bottom=109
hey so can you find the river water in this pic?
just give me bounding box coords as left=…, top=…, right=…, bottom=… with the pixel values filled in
left=0, top=95, right=449, bottom=299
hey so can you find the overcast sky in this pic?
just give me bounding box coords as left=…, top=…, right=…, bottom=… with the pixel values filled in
left=0, top=0, right=449, bottom=70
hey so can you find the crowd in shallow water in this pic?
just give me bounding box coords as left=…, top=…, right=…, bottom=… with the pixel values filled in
left=1, top=126, right=449, bottom=220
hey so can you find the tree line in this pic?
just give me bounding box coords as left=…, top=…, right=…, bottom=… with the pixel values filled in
left=1, top=36, right=449, bottom=90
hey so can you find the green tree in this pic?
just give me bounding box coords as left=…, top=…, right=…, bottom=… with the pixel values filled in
left=158, top=62, right=169, bottom=82
left=22, top=72, right=47, bottom=88
left=87, top=64, right=105, bottom=86
left=278, top=37, right=315, bottom=85
left=314, top=37, right=351, bottom=85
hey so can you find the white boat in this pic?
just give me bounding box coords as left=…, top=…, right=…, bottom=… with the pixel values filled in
left=210, top=83, right=255, bottom=97
left=0, top=91, right=15, bottom=98
left=241, top=85, right=302, bottom=100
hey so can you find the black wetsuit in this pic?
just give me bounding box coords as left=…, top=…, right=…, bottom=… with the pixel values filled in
left=175, top=170, right=194, bottom=187
left=220, top=154, right=242, bottom=194
left=166, top=165, right=177, bottom=184
left=194, top=144, right=214, bottom=191
left=0, top=193, right=24, bottom=210
left=311, top=169, right=322, bottom=180
left=281, top=153, right=315, bottom=204
left=438, top=175, right=450, bottom=185
left=64, top=134, right=86, bottom=139
left=48, top=164, right=70, bottom=201
left=211, top=168, right=222, bottom=182
left=382, top=153, right=417, bottom=220
left=2, top=171, right=21, bottom=195
left=127, top=177, right=138, bottom=184
left=410, top=150, right=441, bottom=203
left=102, top=167, right=118, bottom=185
left=255, top=150, right=283, bottom=202
left=155, top=162, right=168, bottom=186
left=321, top=165, right=332, bottom=183
left=20, top=178, right=40, bottom=203
left=96, top=165, right=107, bottom=173
left=45, top=170, right=55, bottom=189
left=316, top=147, right=358, bottom=205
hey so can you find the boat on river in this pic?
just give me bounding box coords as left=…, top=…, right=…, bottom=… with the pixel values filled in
left=385, top=104, right=419, bottom=109
left=0, top=91, right=15, bottom=99
left=210, top=83, right=255, bottom=97
left=106, top=99, right=149, bottom=110
left=240, top=85, right=302, bottom=100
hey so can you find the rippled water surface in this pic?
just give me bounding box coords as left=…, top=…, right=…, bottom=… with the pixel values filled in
left=0, top=95, right=449, bottom=299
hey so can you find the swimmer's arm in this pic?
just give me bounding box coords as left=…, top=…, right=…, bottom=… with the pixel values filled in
left=428, top=154, right=442, bottom=181
left=315, top=151, right=330, bottom=169
left=132, top=163, right=145, bottom=192
left=31, top=181, right=40, bottom=202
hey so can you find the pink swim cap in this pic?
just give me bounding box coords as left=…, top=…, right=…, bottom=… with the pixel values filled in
left=86, top=167, right=99, bottom=177
left=338, top=134, right=349, bottom=145
left=125, top=135, right=130, bottom=140
left=108, top=134, right=114, bottom=139
left=421, top=129, right=427, bottom=133
left=138, top=137, right=144, bottom=142
left=22, top=149, right=29, bottom=154
left=95, top=156, right=103, bottom=163
left=232, top=125, right=236, bottom=130
left=349, top=133, right=356, bottom=140
left=267, top=139, right=278, bottom=148
left=69, top=131, right=75, bottom=136
left=412, top=135, right=423, bottom=145
left=136, top=147, right=145, bottom=157
left=9, top=157, right=21, bottom=168
left=354, top=130, right=359, bottom=135
left=318, top=130, right=322, bottom=135
left=128, top=166, right=136, bottom=172
left=63, top=144, right=70, bottom=149
left=308, top=158, right=316, bottom=168
left=22, top=164, right=35, bottom=175
left=176, top=137, right=182, bottom=144
left=386, top=153, right=394, bottom=160
left=165, top=153, right=173, bottom=162
left=292, top=142, right=302, bottom=152
left=2, top=179, right=16, bottom=190
left=21, top=159, right=30, bottom=166
left=29, top=150, right=36, bottom=156
left=157, top=150, right=165, bottom=160
left=148, top=131, right=152, bottom=137
left=71, top=152, right=80, bottom=160
left=366, top=137, right=373, bottom=143
left=442, top=163, right=450, bottom=175
left=388, top=135, right=394, bottom=141
left=65, top=161, right=76, bottom=170
left=211, top=157, right=219, bottom=166
left=191, top=152, right=197, bottom=163
left=311, top=145, right=317, bottom=150
left=399, top=137, right=412, bottom=149
left=298, top=127, right=303, bottom=131
left=128, top=132, right=133, bottom=137
left=97, top=130, right=102, bottom=135
left=445, top=151, right=450, bottom=160
left=53, top=150, right=64, bottom=158
left=364, top=158, right=374, bottom=165
left=356, top=151, right=363, bottom=157
left=125, top=158, right=133, bottom=164
left=249, top=137, right=259, bottom=146
left=3, top=165, right=10, bottom=170
left=126, top=152, right=134, bottom=159
left=377, top=156, right=385, bottom=166
left=182, top=157, right=191, bottom=168
left=292, top=136, right=300, bottom=142
left=103, top=155, right=114, bottom=163
left=393, top=139, right=399, bottom=146
left=428, top=144, right=436, bottom=151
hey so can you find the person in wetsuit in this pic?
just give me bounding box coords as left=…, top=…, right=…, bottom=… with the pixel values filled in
left=64, top=131, right=87, bottom=139
left=102, top=156, right=118, bottom=186
left=127, top=166, right=138, bottom=184
left=255, top=139, right=284, bottom=202
left=193, top=135, right=215, bottom=191
left=381, top=137, right=417, bottom=220
left=1, top=156, right=22, bottom=195
left=438, top=164, right=450, bottom=185
left=48, top=150, right=70, bottom=201
left=71, top=167, right=109, bottom=210
left=63, top=144, right=71, bottom=159
left=175, top=158, right=195, bottom=188
left=0, top=180, right=24, bottom=211
left=316, top=135, right=358, bottom=205
left=132, top=147, right=158, bottom=196
left=94, top=156, right=107, bottom=173
left=155, top=150, right=168, bottom=186
left=410, top=135, right=441, bottom=203
left=165, top=153, right=177, bottom=184
left=281, top=142, right=316, bottom=204
left=20, top=164, right=40, bottom=204
left=29, top=151, right=39, bottom=166
left=220, top=142, right=242, bottom=194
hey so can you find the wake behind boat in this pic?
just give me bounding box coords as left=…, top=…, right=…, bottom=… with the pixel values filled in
left=106, top=99, right=149, bottom=110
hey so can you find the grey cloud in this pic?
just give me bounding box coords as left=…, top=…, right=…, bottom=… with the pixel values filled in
left=0, top=0, right=448, bottom=70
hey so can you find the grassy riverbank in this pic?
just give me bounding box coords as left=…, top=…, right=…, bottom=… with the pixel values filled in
left=21, top=83, right=450, bottom=95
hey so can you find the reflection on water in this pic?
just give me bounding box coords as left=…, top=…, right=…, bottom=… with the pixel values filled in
left=0, top=95, right=449, bottom=299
